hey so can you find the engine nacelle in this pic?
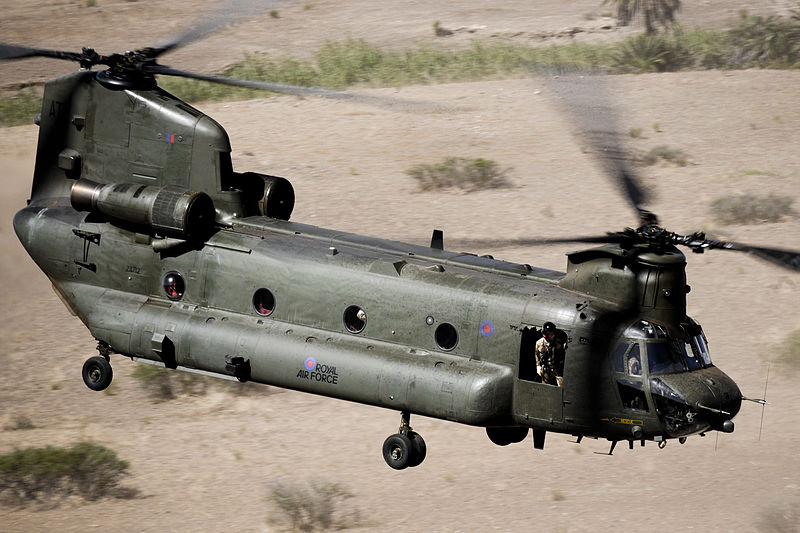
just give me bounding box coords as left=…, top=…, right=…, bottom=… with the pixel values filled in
left=238, top=172, right=295, bottom=221
left=70, top=179, right=215, bottom=239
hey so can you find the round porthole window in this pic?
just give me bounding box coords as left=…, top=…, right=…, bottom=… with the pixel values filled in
left=435, top=323, right=458, bottom=351
left=343, top=305, right=367, bottom=333
left=252, top=288, right=276, bottom=316
left=163, top=271, right=185, bottom=301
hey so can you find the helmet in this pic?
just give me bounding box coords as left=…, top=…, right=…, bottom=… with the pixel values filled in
left=542, top=322, right=556, bottom=333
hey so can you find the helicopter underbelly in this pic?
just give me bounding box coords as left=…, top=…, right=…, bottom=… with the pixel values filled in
left=58, top=280, right=517, bottom=427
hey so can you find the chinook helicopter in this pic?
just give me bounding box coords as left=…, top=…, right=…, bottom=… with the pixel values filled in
left=6, top=11, right=800, bottom=470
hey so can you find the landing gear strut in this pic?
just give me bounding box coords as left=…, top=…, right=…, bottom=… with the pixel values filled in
left=82, top=342, right=113, bottom=391
left=382, top=411, right=426, bottom=470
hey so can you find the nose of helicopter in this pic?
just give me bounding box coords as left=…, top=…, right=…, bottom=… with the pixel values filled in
left=650, top=367, right=742, bottom=436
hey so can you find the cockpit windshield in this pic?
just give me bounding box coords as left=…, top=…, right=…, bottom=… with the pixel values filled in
left=621, top=319, right=712, bottom=376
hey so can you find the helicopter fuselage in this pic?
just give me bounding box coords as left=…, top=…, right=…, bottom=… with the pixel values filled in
left=13, top=70, right=742, bottom=467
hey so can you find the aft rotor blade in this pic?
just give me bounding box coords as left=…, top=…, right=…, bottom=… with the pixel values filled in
left=541, top=70, right=650, bottom=219
left=148, top=65, right=449, bottom=113
left=0, top=43, right=82, bottom=62
left=153, top=0, right=282, bottom=57
left=452, top=234, right=624, bottom=249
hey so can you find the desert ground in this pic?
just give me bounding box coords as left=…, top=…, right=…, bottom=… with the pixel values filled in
left=1, top=1, right=799, bottom=532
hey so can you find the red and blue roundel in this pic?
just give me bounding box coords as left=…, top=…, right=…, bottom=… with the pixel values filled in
left=304, top=357, right=317, bottom=371
left=480, top=320, right=494, bottom=338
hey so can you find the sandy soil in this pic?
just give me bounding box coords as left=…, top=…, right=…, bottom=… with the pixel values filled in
left=1, top=2, right=800, bottom=532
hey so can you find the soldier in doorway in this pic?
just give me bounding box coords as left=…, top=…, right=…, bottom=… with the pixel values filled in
left=535, top=322, right=565, bottom=386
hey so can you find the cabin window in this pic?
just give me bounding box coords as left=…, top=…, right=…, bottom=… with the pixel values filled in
left=435, top=323, right=458, bottom=351
left=252, top=288, right=275, bottom=316
left=343, top=305, right=367, bottom=333
left=163, top=271, right=185, bottom=301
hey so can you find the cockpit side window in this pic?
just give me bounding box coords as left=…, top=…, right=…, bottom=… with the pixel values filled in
left=613, top=343, right=631, bottom=373
left=627, top=344, right=642, bottom=376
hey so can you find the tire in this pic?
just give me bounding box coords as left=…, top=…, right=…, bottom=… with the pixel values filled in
left=507, top=426, right=530, bottom=444
left=486, top=426, right=511, bottom=446
left=82, top=356, right=113, bottom=391
left=407, top=431, right=427, bottom=468
left=382, top=433, right=413, bottom=470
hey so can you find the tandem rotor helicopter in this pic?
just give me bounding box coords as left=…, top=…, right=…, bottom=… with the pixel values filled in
left=6, top=4, right=800, bottom=470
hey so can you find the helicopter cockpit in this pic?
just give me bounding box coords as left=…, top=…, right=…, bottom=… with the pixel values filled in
left=612, top=319, right=741, bottom=437
left=617, top=319, right=713, bottom=376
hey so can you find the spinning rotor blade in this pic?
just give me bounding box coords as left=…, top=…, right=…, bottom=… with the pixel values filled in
left=0, top=43, right=83, bottom=62
left=691, top=239, right=800, bottom=273
left=542, top=70, right=651, bottom=222
left=452, top=234, right=624, bottom=249
left=147, top=65, right=448, bottom=112
left=457, top=231, right=800, bottom=273
left=153, top=0, right=283, bottom=57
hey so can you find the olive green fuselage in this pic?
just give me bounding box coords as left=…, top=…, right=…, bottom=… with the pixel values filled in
left=14, top=70, right=742, bottom=449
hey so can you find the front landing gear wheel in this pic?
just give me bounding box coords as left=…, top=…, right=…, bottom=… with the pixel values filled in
left=82, top=356, right=113, bottom=391
left=383, top=434, right=413, bottom=470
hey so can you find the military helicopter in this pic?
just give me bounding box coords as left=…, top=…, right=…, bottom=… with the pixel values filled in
left=6, top=10, right=800, bottom=470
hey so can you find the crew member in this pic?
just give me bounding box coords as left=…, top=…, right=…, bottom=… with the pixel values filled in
left=535, top=322, right=564, bottom=386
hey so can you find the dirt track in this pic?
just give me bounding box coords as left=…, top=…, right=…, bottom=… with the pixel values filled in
left=1, top=2, right=800, bottom=532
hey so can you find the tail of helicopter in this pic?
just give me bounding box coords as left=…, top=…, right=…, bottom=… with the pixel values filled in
left=29, top=69, right=295, bottom=240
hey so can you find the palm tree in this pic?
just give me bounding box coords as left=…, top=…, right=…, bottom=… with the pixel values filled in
left=604, top=0, right=682, bottom=33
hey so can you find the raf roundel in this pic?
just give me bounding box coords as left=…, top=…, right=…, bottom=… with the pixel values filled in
left=304, top=357, right=317, bottom=371
left=480, top=320, right=494, bottom=338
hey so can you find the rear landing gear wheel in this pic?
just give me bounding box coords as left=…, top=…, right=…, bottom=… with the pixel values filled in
left=82, top=356, right=113, bottom=391
left=382, top=411, right=427, bottom=470
left=407, top=431, right=427, bottom=468
left=383, top=434, right=413, bottom=470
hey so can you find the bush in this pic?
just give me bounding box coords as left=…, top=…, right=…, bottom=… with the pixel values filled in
left=3, top=415, right=35, bottom=431
left=0, top=90, right=41, bottom=127
left=727, top=10, right=800, bottom=68
left=638, top=145, right=688, bottom=166
left=407, top=157, right=511, bottom=192
left=711, top=193, right=794, bottom=225
left=131, top=364, right=210, bottom=400
left=266, top=480, right=359, bottom=532
left=0, top=442, right=132, bottom=505
left=774, top=329, right=800, bottom=373
left=612, top=31, right=693, bottom=72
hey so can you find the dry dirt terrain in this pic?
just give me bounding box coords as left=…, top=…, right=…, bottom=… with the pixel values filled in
left=1, top=2, right=800, bottom=532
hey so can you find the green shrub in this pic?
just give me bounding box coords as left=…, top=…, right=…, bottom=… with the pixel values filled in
left=407, top=157, right=511, bottom=192
left=3, top=415, right=35, bottom=431
left=639, top=145, right=688, bottom=166
left=727, top=10, right=800, bottom=68
left=131, top=364, right=211, bottom=399
left=774, top=329, right=800, bottom=373
left=612, top=31, right=692, bottom=72
left=0, top=91, right=41, bottom=127
left=0, top=442, right=132, bottom=505
left=711, top=194, right=794, bottom=225
left=266, top=480, right=359, bottom=532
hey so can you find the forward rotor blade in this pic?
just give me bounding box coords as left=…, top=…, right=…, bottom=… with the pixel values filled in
left=148, top=65, right=449, bottom=113
left=707, top=240, right=800, bottom=272
left=541, top=70, right=650, bottom=219
left=154, top=0, right=281, bottom=57
left=0, top=43, right=82, bottom=62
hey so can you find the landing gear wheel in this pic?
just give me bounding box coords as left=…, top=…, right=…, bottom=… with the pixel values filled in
left=407, top=431, right=427, bottom=468
left=383, top=434, right=413, bottom=470
left=82, top=356, right=113, bottom=391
